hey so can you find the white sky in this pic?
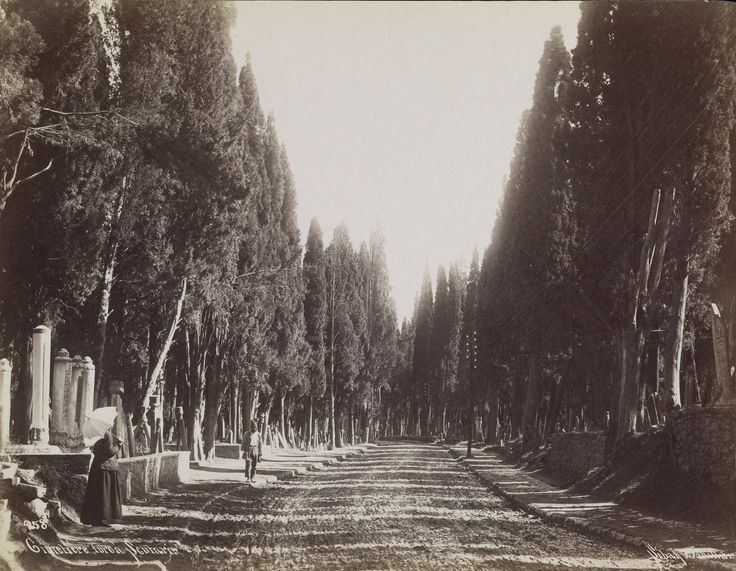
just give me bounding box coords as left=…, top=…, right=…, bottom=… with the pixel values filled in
left=230, top=1, right=581, bottom=322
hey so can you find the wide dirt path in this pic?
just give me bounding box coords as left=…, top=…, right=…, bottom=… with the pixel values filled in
left=21, top=442, right=664, bottom=570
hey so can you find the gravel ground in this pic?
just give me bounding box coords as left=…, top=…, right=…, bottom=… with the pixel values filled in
left=18, top=442, right=668, bottom=570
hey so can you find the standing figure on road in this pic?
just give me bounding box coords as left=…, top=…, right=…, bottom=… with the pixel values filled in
left=242, top=419, right=263, bottom=483
left=81, top=429, right=123, bottom=526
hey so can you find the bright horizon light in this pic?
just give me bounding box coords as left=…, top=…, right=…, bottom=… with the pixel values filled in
left=230, top=1, right=581, bottom=322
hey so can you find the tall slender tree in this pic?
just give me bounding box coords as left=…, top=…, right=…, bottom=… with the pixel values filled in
left=303, top=218, right=327, bottom=446
left=412, top=268, right=433, bottom=436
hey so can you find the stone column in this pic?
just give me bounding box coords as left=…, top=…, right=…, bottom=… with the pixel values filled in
left=50, top=349, right=71, bottom=445
left=66, top=356, right=84, bottom=435
left=30, top=325, right=51, bottom=444
left=0, top=359, right=11, bottom=454
left=79, top=357, right=95, bottom=425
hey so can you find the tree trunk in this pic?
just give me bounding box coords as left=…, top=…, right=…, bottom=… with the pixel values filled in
left=261, top=406, right=273, bottom=449
left=466, top=403, right=474, bottom=458
left=363, top=403, right=369, bottom=443
left=125, top=411, right=136, bottom=457
left=690, top=344, right=702, bottom=406
left=420, top=389, right=430, bottom=438
left=487, top=386, right=499, bottom=443
left=279, top=391, right=287, bottom=443
left=306, top=396, right=313, bottom=449
left=639, top=332, right=659, bottom=430
left=510, top=355, right=524, bottom=439
left=616, top=323, right=644, bottom=440
left=184, top=315, right=209, bottom=463
left=93, top=180, right=126, bottom=407
left=10, top=335, right=32, bottom=443
left=94, top=241, right=117, bottom=407
left=203, top=320, right=230, bottom=461
left=187, top=408, right=204, bottom=462
left=664, top=272, right=688, bottom=412
left=139, top=280, right=187, bottom=424
left=615, top=188, right=674, bottom=444
left=228, top=383, right=236, bottom=444
left=329, top=369, right=336, bottom=449
left=521, top=349, right=541, bottom=450
left=441, top=402, right=448, bottom=438
left=202, top=377, right=227, bottom=461
left=347, top=406, right=353, bottom=445
left=376, top=386, right=382, bottom=439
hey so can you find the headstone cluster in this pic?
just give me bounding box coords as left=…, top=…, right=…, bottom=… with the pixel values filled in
left=0, top=325, right=96, bottom=453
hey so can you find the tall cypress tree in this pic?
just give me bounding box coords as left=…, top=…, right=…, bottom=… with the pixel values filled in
left=513, top=26, right=574, bottom=449
left=325, top=224, right=362, bottom=447
left=430, top=266, right=450, bottom=433
left=1, top=0, right=114, bottom=439
left=656, top=2, right=736, bottom=410
left=570, top=2, right=736, bottom=441
left=412, top=267, right=433, bottom=436
left=357, top=230, right=398, bottom=441
left=0, top=6, right=43, bottom=221
left=459, top=250, right=480, bottom=456
left=303, top=218, right=327, bottom=446
left=445, top=263, right=464, bottom=433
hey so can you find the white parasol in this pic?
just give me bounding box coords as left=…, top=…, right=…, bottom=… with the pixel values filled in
left=82, top=407, right=122, bottom=445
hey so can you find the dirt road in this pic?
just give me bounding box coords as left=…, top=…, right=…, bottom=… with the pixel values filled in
left=19, top=442, right=664, bottom=570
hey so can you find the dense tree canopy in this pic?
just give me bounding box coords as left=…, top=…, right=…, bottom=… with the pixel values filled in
left=2, top=1, right=735, bottom=459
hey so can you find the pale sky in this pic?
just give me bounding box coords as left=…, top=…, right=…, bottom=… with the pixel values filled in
left=230, top=1, right=581, bottom=321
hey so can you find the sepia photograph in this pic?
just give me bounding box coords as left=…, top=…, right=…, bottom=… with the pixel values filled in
left=0, top=0, right=735, bottom=569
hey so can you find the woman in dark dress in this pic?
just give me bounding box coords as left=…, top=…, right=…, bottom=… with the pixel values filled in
left=81, top=429, right=123, bottom=526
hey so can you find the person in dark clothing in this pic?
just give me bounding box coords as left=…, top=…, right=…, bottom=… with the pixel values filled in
left=241, top=420, right=263, bottom=483
left=81, top=429, right=123, bottom=526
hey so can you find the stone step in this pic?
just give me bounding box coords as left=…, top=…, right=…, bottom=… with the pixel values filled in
left=0, top=479, right=13, bottom=500
left=0, top=498, right=20, bottom=570
left=14, top=482, right=46, bottom=500
left=0, top=499, right=9, bottom=540
left=15, top=468, right=39, bottom=484
left=26, top=497, right=48, bottom=520
left=0, top=463, right=17, bottom=480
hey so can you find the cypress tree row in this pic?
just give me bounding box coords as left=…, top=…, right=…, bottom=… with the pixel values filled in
left=398, top=3, right=736, bottom=453
left=0, top=0, right=401, bottom=455
left=2, top=1, right=736, bottom=456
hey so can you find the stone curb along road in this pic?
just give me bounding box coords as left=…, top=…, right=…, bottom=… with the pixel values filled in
left=192, top=443, right=378, bottom=481
left=444, top=444, right=735, bottom=571
left=253, top=443, right=379, bottom=481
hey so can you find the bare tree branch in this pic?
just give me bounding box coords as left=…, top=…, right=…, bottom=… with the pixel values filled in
left=41, top=107, right=140, bottom=127
left=5, top=123, right=63, bottom=142
left=12, top=158, right=54, bottom=189
left=8, top=132, right=30, bottom=190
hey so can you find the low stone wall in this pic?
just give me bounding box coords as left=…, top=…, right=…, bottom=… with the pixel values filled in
left=668, top=406, right=736, bottom=486
left=215, top=443, right=241, bottom=459
left=117, top=451, right=191, bottom=501
left=11, top=452, right=91, bottom=475
left=545, top=432, right=607, bottom=480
